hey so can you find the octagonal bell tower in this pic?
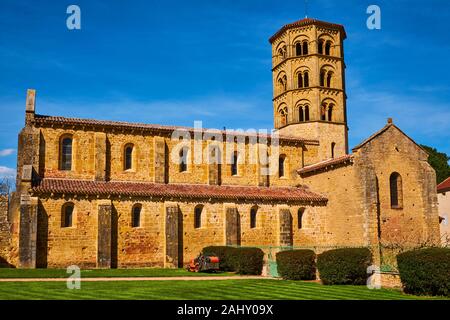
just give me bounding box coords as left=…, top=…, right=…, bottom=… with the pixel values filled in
left=270, top=18, right=348, bottom=161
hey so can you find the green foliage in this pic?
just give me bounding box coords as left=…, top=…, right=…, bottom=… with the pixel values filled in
left=421, top=145, right=450, bottom=184
left=276, top=249, right=316, bottom=280
left=317, top=248, right=372, bottom=285
left=202, top=246, right=264, bottom=275
left=397, top=247, right=450, bottom=296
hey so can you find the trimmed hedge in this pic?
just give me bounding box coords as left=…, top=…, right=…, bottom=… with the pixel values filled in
left=276, top=249, right=316, bottom=280
left=317, top=248, right=372, bottom=285
left=202, top=246, right=238, bottom=271
left=202, top=246, right=264, bottom=275
left=397, top=247, right=450, bottom=296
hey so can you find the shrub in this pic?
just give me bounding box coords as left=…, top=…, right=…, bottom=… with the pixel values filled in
left=276, top=249, right=316, bottom=280
left=397, top=247, right=450, bottom=296
left=317, top=248, right=372, bottom=285
left=202, top=246, right=264, bottom=275
left=235, top=247, right=264, bottom=275
left=202, top=246, right=238, bottom=271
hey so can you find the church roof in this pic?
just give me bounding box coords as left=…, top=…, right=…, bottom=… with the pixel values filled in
left=269, top=17, right=346, bottom=44
left=438, top=176, right=450, bottom=193
left=297, top=154, right=354, bottom=175
left=31, top=178, right=328, bottom=203
left=33, top=114, right=319, bottom=145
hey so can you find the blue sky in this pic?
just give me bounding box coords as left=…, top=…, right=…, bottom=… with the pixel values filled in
left=1, top=0, right=449, bottom=178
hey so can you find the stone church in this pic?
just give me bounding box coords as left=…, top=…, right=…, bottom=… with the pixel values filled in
left=0, top=18, right=440, bottom=269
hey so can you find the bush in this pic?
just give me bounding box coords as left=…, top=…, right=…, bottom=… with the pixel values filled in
left=202, top=246, right=264, bottom=275
left=276, top=249, right=316, bottom=280
left=235, top=247, right=264, bottom=275
left=397, top=247, right=450, bottom=296
left=317, top=248, right=372, bottom=285
left=202, top=246, right=238, bottom=271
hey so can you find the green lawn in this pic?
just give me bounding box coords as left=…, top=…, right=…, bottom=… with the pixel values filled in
left=0, top=268, right=236, bottom=278
left=0, top=279, right=445, bottom=300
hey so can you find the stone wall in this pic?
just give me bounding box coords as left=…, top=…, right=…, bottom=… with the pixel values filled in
left=0, top=195, right=12, bottom=266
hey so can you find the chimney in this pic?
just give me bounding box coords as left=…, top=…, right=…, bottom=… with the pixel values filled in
left=387, top=117, right=393, bottom=124
left=25, top=89, right=36, bottom=125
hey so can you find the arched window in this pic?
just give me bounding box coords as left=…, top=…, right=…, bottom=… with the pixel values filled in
left=318, top=40, right=324, bottom=54
left=302, top=41, right=308, bottom=55
left=279, top=105, right=288, bottom=127
left=320, top=71, right=326, bottom=87
left=390, top=172, right=403, bottom=208
left=321, top=105, right=327, bottom=121
left=194, top=205, right=203, bottom=229
left=250, top=207, right=257, bottom=229
left=331, top=142, right=336, bottom=159
left=298, top=106, right=304, bottom=122
left=304, top=105, right=310, bottom=121
left=124, top=144, right=133, bottom=170
left=295, top=42, right=302, bottom=56
left=179, top=147, right=188, bottom=172
left=326, top=72, right=332, bottom=88
left=298, top=208, right=305, bottom=229
left=132, top=204, right=141, bottom=228
left=60, top=136, right=73, bottom=171
left=279, top=155, right=286, bottom=178
left=282, top=75, right=287, bottom=91
left=328, top=105, right=333, bottom=122
left=298, top=73, right=303, bottom=88
left=61, top=203, right=74, bottom=228
left=325, top=41, right=332, bottom=55
left=303, top=72, right=309, bottom=87
left=231, top=151, right=239, bottom=176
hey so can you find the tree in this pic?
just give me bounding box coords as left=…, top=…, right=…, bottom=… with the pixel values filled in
left=421, top=145, right=450, bottom=184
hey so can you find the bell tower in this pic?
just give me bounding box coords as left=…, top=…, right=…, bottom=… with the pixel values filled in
left=270, top=18, right=348, bottom=161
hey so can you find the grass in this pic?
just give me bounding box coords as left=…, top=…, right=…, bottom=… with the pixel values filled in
left=0, top=279, right=446, bottom=300
left=0, top=268, right=236, bottom=278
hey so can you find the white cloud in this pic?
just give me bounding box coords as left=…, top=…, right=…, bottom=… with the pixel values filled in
left=0, top=166, right=15, bottom=178
left=0, top=149, right=15, bottom=157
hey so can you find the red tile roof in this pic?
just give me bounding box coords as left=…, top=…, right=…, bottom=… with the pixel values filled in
left=31, top=178, right=327, bottom=203
left=297, top=154, right=354, bottom=175
left=438, top=177, right=450, bottom=193
left=269, top=18, right=346, bottom=44
left=33, top=114, right=319, bottom=145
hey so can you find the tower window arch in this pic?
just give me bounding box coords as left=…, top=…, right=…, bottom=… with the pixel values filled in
left=325, top=41, right=332, bottom=55
left=278, top=105, right=288, bottom=127
left=250, top=207, right=257, bottom=229
left=390, top=172, right=403, bottom=209
left=132, top=204, right=142, bottom=228
left=328, top=104, right=334, bottom=122
left=194, top=205, right=203, bottom=229
left=61, top=202, right=74, bottom=228
left=295, top=42, right=302, bottom=56
left=320, top=70, right=326, bottom=87
left=326, top=72, right=333, bottom=88
left=302, top=41, right=308, bottom=55
left=298, top=106, right=304, bottom=122
left=279, top=154, right=286, bottom=178
left=304, top=105, right=310, bottom=121
left=303, top=72, right=309, bottom=87
left=124, top=144, right=134, bottom=171
left=298, top=208, right=305, bottom=229
left=321, top=104, right=327, bottom=121
left=179, top=147, right=188, bottom=172
left=318, top=40, right=324, bottom=54
left=231, top=151, right=239, bottom=176
left=297, top=73, right=303, bottom=88
left=60, top=135, right=73, bottom=171
left=331, top=142, right=336, bottom=159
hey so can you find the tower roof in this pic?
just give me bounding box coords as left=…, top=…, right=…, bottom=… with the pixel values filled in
left=269, top=17, right=346, bottom=44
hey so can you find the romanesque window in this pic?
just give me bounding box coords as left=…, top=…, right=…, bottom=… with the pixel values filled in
left=132, top=204, right=141, bottom=228
left=318, top=40, right=324, bottom=54
left=298, top=73, right=303, bottom=88
left=179, top=147, right=188, bottom=172
left=124, top=144, right=134, bottom=170
left=326, top=72, right=333, bottom=88
left=60, top=136, right=73, bottom=171
left=321, top=102, right=334, bottom=121
left=61, top=203, right=74, bottom=228
left=325, top=41, right=332, bottom=55
left=331, top=142, right=336, bottom=158
left=303, top=72, right=309, bottom=87
left=279, top=154, right=286, bottom=178
left=231, top=151, right=239, bottom=176
left=194, top=205, right=203, bottom=229
left=298, top=208, right=305, bottom=229
left=390, top=172, right=403, bottom=209
left=320, top=71, right=326, bottom=87
left=328, top=105, right=333, bottom=121
left=302, top=41, right=308, bottom=55
left=321, top=105, right=327, bottom=121
left=298, top=104, right=310, bottom=122
left=250, top=207, right=257, bottom=229
left=295, top=42, right=302, bottom=56
left=278, top=105, right=288, bottom=127
left=277, top=74, right=287, bottom=93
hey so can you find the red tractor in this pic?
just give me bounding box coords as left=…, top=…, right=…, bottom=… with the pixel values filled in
left=186, top=252, right=220, bottom=272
